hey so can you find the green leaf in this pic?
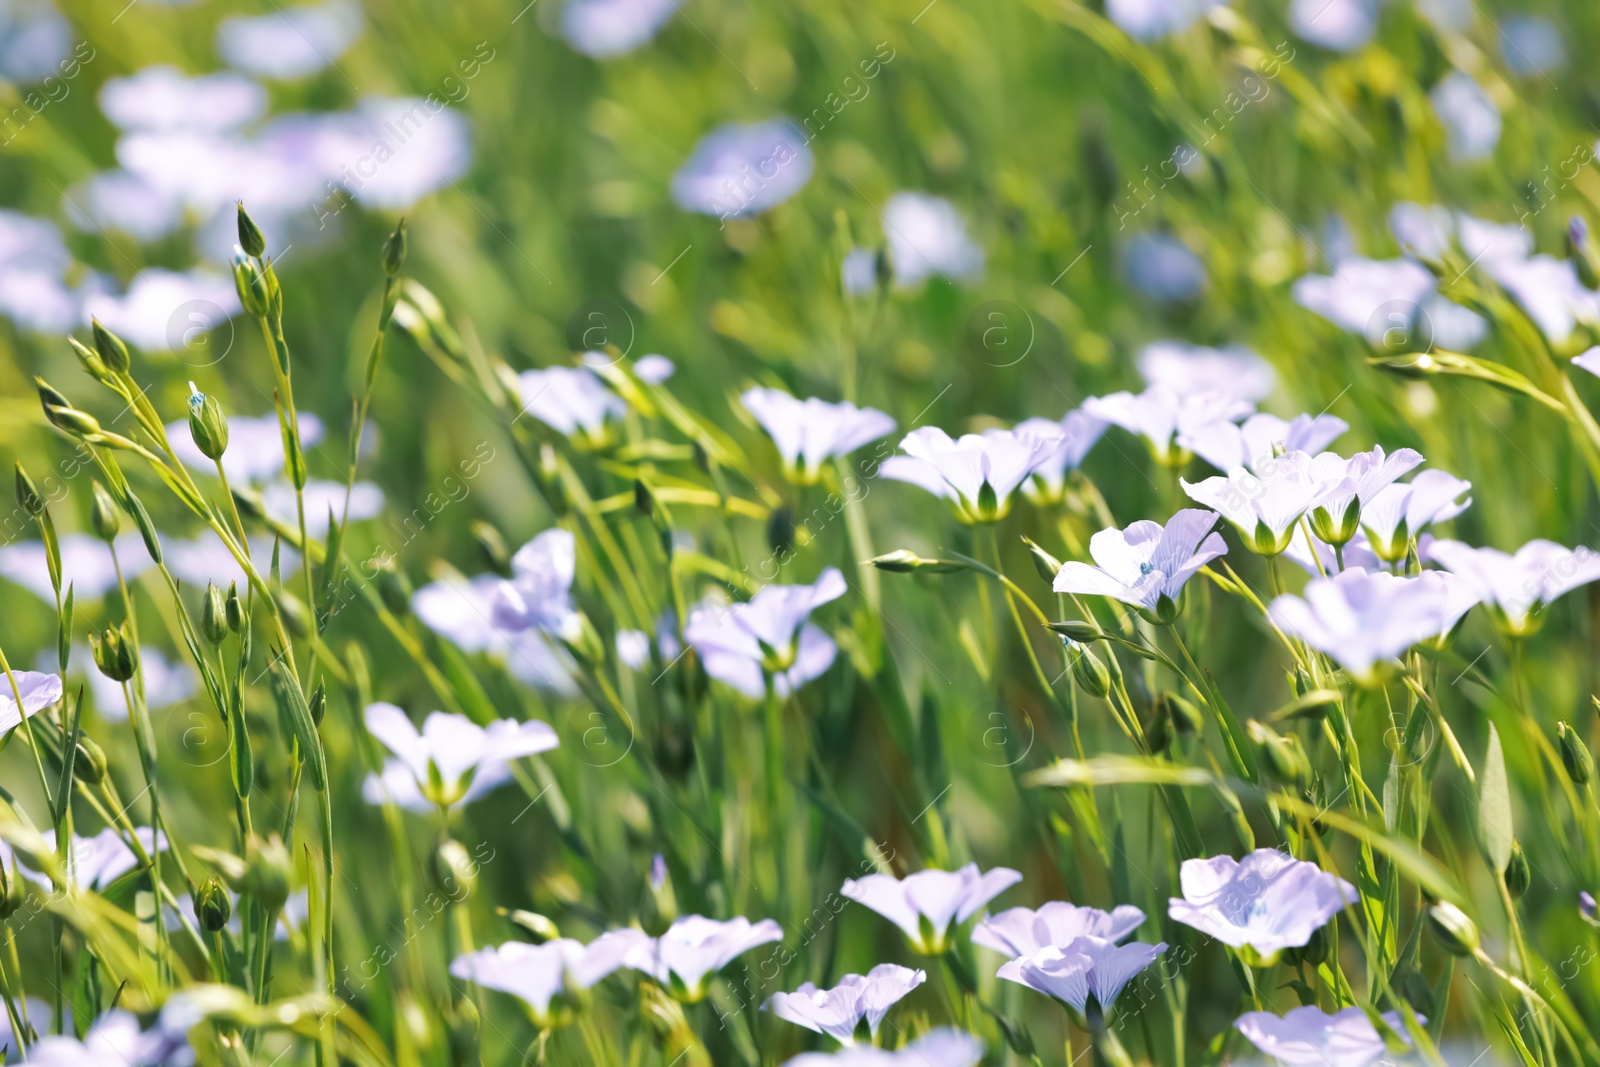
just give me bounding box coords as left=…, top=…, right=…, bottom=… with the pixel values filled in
left=269, top=659, right=326, bottom=792
left=1477, top=722, right=1513, bottom=873
left=229, top=678, right=253, bottom=799
left=57, top=584, right=73, bottom=673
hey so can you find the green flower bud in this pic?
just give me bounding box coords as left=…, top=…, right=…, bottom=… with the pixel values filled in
left=1049, top=619, right=1105, bottom=643
left=44, top=404, right=102, bottom=437
left=74, top=734, right=108, bottom=786
left=433, top=838, right=478, bottom=900
left=186, top=383, right=229, bottom=461
left=502, top=909, right=561, bottom=942
left=202, top=583, right=228, bottom=645
left=308, top=680, right=326, bottom=727
left=381, top=219, right=407, bottom=277
left=1143, top=706, right=1171, bottom=753
left=1249, top=720, right=1308, bottom=787
left=13, top=462, right=42, bottom=517
left=1426, top=901, right=1479, bottom=957
left=236, top=203, right=266, bottom=258
left=35, top=375, right=71, bottom=414
left=91, top=480, right=120, bottom=542
left=470, top=520, right=512, bottom=577
left=231, top=252, right=269, bottom=318
left=1021, top=536, right=1063, bottom=584
left=640, top=853, right=677, bottom=937
left=1506, top=841, right=1531, bottom=899
left=225, top=582, right=245, bottom=634
left=1390, top=965, right=1433, bottom=1017
left=1158, top=691, right=1204, bottom=736
left=1560, top=721, right=1594, bottom=785
left=0, top=862, right=22, bottom=920
left=89, top=623, right=137, bottom=683
left=1067, top=641, right=1111, bottom=699
left=766, top=506, right=795, bottom=559
left=197, top=876, right=233, bottom=933
left=1299, top=923, right=1330, bottom=967
left=91, top=318, right=130, bottom=375
left=240, top=834, right=291, bottom=915
left=868, top=550, right=963, bottom=574
left=68, top=336, right=115, bottom=387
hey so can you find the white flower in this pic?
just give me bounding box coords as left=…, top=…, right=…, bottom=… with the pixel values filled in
left=517, top=366, right=625, bottom=442
left=741, top=388, right=895, bottom=482
left=684, top=568, right=845, bottom=698
left=1181, top=453, right=1322, bottom=555
left=1269, top=567, right=1464, bottom=681
left=671, top=119, right=813, bottom=219
left=1291, top=257, right=1434, bottom=335
left=450, top=937, right=634, bottom=1026
left=613, top=915, right=783, bottom=1000
left=1499, top=16, right=1566, bottom=77
left=1015, top=412, right=1105, bottom=501
left=0, top=670, right=62, bottom=740
left=616, top=629, right=652, bottom=670
left=1431, top=72, right=1501, bottom=163
left=83, top=268, right=242, bottom=353
left=1083, top=386, right=1252, bottom=466
left=633, top=354, right=675, bottom=383
left=1357, top=469, right=1471, bottom=562
left=1235, top=1005, right=1415, bottom=1067
left=1180, top=412, right=1348, bottom=474
left=841, top=863, right=1022, bottom=954
left=1575, top=347, right=1600, bottom=380
left=1053, top=509, right=1226, bottom=619
left=24, top=1007, right=188, bottom=1067
left=167, top=411, right=326, bottom=485
left=362, top=702, right=559, bottom=809
left=165, top=533, right=300, bottom=590
left=559, top=0, right=679, bottom=58
left=217, top=0, right=362, bottom=79
left=972, top=901, right=1146, bottom=958
left=1135, top=341, right=1276, bottom=403
left=880, top=426, right=1067, bottom=522
left=1290, top=0, right=1377, bottom=51
left=1487, top=254, right=1600, bottom=345
left=781, top=1029, right=985, bottom=1067
left=997, top=936, right=1166, bottom=1021
left=1427, top=538, right=1600, bottom=636
left=0, top=532, right=154, bottom=603
left=1105, top=0, right=1227, bottom=41
left=410, top=574, right=577, bottom=694
left=882, top=193, right=984, bottom=287
left=1303, top=445, right=1424, bottom=546
left=764, top=963, right=925, bottom=1045
left=0, top=1, right=71, bottom=85
left=99, top=66, right=266, bottom=132
left=1167, top=850, right=1356, bottom=964
left=1122, top=232, right=1207, bottom=303
left=489, top=530, right=578, bottom=634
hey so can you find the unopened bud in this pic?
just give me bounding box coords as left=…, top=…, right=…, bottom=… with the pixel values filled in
left=236, top=203, right=266, bottom=258
left=867, top=550, right=962, bottom=574
left=89, top=623, right=137, bottom=683
left=1067, top=641, right=1111, bottom=699
left=241, top=834, right=291, bottom=915
left=766, top=506, right=795, bottom=559
left=225, top=582, right=245, bottom=633
left=1249, top=720, right=1308, bottom=787
left=381, top=219, right=407, bottom=277
left=0, top=863, right=21, bottom=920
left=232, top=252, right=269, bottom=318
left=1021, top=536, right=1064, bottom=584
left=69, top=336, right=114, bottom=386
left=1506, top=841, right=1531, bottom=899
left=91, top=318, right=130, bottom=375
left=202, top=583, right=228, bottom=645
left=1560, top=720, right=1594, bottom=784
left=1390, top=965, right=1433, bottom=1017
left=187, top=383, right=229, bottom=461
left=74, top=734, right=108, bottom=786
left=1048, top=620, right=1104, bottom=643
left=91, top=480, right=120, bottom=542
left=1426, top=901, right=1479, bottom=957
left=640, top=853, right=677, bottom=936
left=308, top=680, right=326, bottom=727
left=1158, top=691, right=1204, bottom=736
left=374, top=556, right=412, bottom=617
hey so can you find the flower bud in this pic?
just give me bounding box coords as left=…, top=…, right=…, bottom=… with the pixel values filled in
left=231, top=252, right=269, bottom=318
left=867, top=550, right=962, bottom=574
left=69, top=335, right=115, bottom=387
left=1390, top=965, right=1433, bottom=1017
left=433, top=838, right=478, bottom=900
left=470, top=520, right=512, bottom=577
left=381, top=219, right=407, bottom=277
left=308, top=680, right=326, bottom=727
left=197, top=876, right=233, bottom=933
left=1021, top=536, right=1063, bottom=584
left=1425, top=901, right=1479, bottom=957
left=202, top=583, right=228, bottom=645
left=236, top=203, right=266, bottom=258
left=501, top=908, right=561, bottom=942
left=91, top=318, right=130, bottom=375
left=186, top=383, right=229, bottom=461
left=91, top=480, right=120, bottom=542
left=89, top=623, right=137, bottom=683
left=241, top=834, right=291, bottom=914
left=1066, top=641, right=1111, bottom=699
left=44, top=404, right=102, bottom=437
left=1143, top=706, right=1171, bottom=753
left=74, top=734, right=108, bottom=785
left=13, top=462, right=42, bottom=517
left=373, top=556, right=412, bottom=617
left=766, top=506, right=795, bottom=559
left=225, top=582, right=245, bottom=633
left=1048, top=619, right=1105, bottom=642
left=1249, top=720, right=1308, bottom=787
left=1560, top=721, right=1594, bottom=785
left=640, top=853, right=677, bottom=937
left=1506, top=841, right=1531, bottom=899
left=0, top=862, right=21, bottom=920
left=1157, top=691, right=1204, bottom=736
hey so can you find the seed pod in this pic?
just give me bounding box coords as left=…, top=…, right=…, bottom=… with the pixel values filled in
left=236, top=203, right=266, bottom=258
left=91, top=318, right=130, bottom=375
left=90, top=481, right=120, bottom=542
left=225, top=582, right=245, bottom=633
left=1426, top=901, right=1479, bottom=957
left=1506, top=841, right=1531, bottom=899
left=186, top=384, right=230, bottom=461
left=202, top=583, right=228, bottom=645
left=1560, top=721, right=1594, bottom=785
left=74, top=735, right=108, bottom=786
left=1067, top=641, right=1111, bottom=699
left=197, top=876, right=233, bottom=933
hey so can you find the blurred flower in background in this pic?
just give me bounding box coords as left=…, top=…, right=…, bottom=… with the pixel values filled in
left=882, top=192, right=984, bottom=287
left=1430, top=71, right=1501, bottom=163
left=559, top=0, right=680, bottom=58
left=216, top=0, right=363, bottom=80
left=671, top=118, right=813, bottom=218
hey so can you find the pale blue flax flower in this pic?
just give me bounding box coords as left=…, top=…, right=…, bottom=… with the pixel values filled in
left=1052, top=509, right=1226, bottom=622
left=741, top=388, right=895, bottom=484
left=841, top=863, right=1022, bottom=954
left=764, top=963, right=925, bottom=1044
